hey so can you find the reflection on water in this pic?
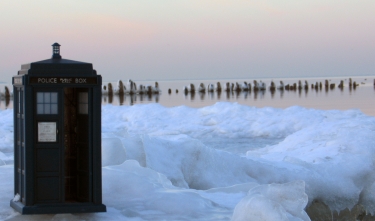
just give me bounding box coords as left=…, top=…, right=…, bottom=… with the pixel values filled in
left=122, top=77, right=375, bottom=116
left=102, top=93, right=160, bottom=106
left=2, top=77, right=375, bottom=117
left=0, top=96, right=11, bottom=109
left=5, top=96, right=10, bottom=108
left=104, top=79, right=362, bottom=104
left=102, top=76, right=375, bottom=117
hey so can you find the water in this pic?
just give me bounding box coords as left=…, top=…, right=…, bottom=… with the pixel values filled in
left=102, top=76, right=375, bottom=117
left=2, top=76, right=374, bottom=116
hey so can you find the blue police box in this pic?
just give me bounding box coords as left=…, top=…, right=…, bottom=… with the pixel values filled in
left=11, top=43, right=106, bottom=214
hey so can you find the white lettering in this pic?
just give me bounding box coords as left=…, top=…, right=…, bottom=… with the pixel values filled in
left=76, top=78, right=87, bottom=83
left=14, top=78, right=22, bottom=84
left=32, top=77, right=92, bottom=84
left=60, top=78, right=72, bottom=83
left=38, top=78, right=57, bottom=83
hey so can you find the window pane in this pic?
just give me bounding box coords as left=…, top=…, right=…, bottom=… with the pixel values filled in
left=37, top=92, right=59, bottom=115
left=44, top=93, right=51, bottom=103
left=44, top=104, right=51, bottom=114
left=79, top=104, right=88, bottom=114
left=51, top=93, right=58, bottom=103
left=37, top=92, right=44, bottom=103
left=37, top=104, right=44, bottom=114
left=79, top=92, right=88, bottom=104
left=51, top=104, right=58, bottom=114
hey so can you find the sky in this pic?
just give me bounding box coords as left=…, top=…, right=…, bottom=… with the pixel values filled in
left=1, top=0, right=374, bottom=82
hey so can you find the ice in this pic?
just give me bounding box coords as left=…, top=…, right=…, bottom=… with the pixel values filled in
left=231, top=181, right=310, bottom=221
left=11, top=195, right=19, bottom=203
left=0, top=102, right=375, bottom=220
left=102, top=138, right=126, bottom=167
left=102, top=160, right=227, bottom=220
left=0, top=109, right=14, bottom=154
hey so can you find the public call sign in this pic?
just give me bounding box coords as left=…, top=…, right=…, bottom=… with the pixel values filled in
left=29, top=77, right=97, bottom=85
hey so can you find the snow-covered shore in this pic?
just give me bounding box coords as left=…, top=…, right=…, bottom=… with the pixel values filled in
left=1, top=102, right=375, bottom=220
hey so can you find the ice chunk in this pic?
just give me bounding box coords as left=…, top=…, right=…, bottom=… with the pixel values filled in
left=102, top=160, right=224, bottom=220
left=12, top=194, right=20, bottom=202
left=232, top=181, right=310, bottom=221
left=102, top=138, right=126, bottom=167
left=232, top=194, right=290, bottom=221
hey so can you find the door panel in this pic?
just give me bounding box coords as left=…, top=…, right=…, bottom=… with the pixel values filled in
left=64, top=88, right=77, bottom=202
left=34, top=87, right=92, bottom=204
left=64, top=88, right=91, bottom=202
left=36, top=177, right=60, bottom=201
left=34, top=89, right=62, bottom=204
left=76, top=89, right=91, bottom=202
left=36, top=148, right=60, bottom=172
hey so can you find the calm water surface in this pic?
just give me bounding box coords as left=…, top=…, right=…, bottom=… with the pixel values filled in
left=1, top=76, right=374, bottom=117
left=103, top=76, right=375, bottom=117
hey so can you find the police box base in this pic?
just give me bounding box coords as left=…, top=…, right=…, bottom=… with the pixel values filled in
left=10, top=200, right=106, bottom=214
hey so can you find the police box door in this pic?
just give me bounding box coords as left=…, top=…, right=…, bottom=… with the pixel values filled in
left=35, top=88, right=63, bottom=203
left=64, top=87, right=91, bottom=203
left=34, top=88, right=91, bottom=204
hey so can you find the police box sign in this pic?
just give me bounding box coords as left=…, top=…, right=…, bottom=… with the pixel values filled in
left=30, top=77, right=97, bottom=85
left=13, top=77, right=23, bottom=85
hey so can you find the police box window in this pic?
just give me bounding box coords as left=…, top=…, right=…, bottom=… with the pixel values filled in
left=78, top=92, right=88, bottom=114
left=37, top=92, right=58, bottom=114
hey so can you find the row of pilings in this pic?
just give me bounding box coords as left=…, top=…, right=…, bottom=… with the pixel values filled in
left=0, top=86, right=12, bottom=109
left=0, top=86, right=12, bottom=99
left=102, top=80, right=161, bottom=96
left=169, top=78, right=369, bottom=95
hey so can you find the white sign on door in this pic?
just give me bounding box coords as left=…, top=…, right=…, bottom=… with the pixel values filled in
left=38, top=122, right=57, bottom=142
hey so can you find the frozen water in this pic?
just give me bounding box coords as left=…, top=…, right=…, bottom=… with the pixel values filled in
left=102, top=138, right=126, bottom=167
left=232, top=181, right=310, bottom=221
left=0, top=102, right=375, bottom=220
left=200, top=136, right=283, bottom=155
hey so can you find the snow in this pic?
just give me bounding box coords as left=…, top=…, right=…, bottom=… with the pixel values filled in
left=232, top=181, right=310, bottom=221
left=0, top=102, right=375, bottom=220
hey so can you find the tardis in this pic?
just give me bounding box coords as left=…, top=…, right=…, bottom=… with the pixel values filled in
left=11, top=43, right=106, bottom=214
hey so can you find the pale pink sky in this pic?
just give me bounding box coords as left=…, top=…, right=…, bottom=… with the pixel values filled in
left=1, top=0, right=374, bottom=82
